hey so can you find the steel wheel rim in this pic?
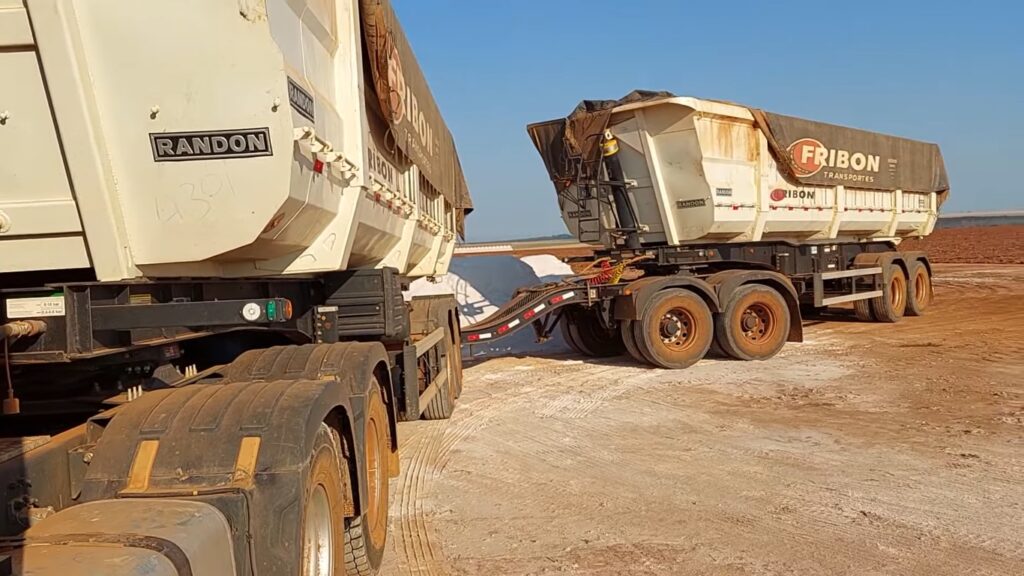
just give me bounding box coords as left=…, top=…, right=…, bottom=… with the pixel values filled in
left=891, top=275, right=905, bottom=309
left=914, top=271, right=928, bottom=304
left=302, top=484, right=333, bottom=576
left=365, top=410, right=386, bottom=544
left=658, top=307, right=698, bottom=351
left=739, top=302, right=776, bottom=344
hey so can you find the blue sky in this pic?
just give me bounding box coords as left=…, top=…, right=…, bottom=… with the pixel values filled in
left=393, top=0, right=1023, bottom=242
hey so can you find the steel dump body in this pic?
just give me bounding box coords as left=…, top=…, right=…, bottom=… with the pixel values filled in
left=0, top=0, right=471, bottom=282
left=528, top=93, right=948, bottom=250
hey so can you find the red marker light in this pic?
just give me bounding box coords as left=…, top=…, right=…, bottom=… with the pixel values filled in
left=313, top=158, right=325, bottom=174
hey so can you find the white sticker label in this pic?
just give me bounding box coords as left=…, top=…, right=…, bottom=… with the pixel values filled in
left=6, top=296, right=65, bottom=319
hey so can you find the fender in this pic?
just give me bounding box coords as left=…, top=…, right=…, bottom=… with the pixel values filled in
left=614, top=275, right=720, bottom=321
left=706, top=269, right=803, bottom=343
left=220, top=342, right=399, bottom=486
left=81, top=343, right=392, bottom=576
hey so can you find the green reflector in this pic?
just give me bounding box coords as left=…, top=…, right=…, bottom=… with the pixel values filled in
left=266, top=301, right=277, bottom=321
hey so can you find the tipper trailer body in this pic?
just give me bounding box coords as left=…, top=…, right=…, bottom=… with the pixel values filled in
left=0, top=1, right=469, bottom=574
left=462, top=92, right=948, bottom=369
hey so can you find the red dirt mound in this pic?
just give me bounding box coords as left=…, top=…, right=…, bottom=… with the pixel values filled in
left=901, top=225, right=1024, bottom=264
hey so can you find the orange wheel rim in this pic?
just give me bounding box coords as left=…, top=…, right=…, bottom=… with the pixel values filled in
left=915, top=271, right=928, bottom=303
left=738, top=302, right=777, bottom=344
left=655, top=307, right=699, bottom=351
left=364, top=409, right=387, bottom=544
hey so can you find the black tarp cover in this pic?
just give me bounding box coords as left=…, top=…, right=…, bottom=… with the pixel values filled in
left=360, top=0, right=473, bottom=234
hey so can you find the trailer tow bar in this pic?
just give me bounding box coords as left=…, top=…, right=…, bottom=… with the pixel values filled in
left=461, top=284, right=588, bottom=345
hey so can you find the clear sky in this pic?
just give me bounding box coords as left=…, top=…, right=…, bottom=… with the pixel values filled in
left=393, top=0, right=1023, bottom=242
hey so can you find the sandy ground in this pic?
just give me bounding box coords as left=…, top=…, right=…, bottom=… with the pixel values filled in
left=381, top=263, right=1024, bottom=576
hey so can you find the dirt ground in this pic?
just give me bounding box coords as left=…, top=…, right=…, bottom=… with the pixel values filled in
left=901, top=225, right=1024, bottom=264
left=382, top=263, right=1024, bottom=576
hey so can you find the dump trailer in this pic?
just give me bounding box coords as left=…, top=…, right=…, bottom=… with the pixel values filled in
left=0, top=1, right=470, bottom=574
left=462, top=91, right=947, bottom=369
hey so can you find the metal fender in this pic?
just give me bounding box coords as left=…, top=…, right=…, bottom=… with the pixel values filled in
left=614, top=275, right=720, bottom=321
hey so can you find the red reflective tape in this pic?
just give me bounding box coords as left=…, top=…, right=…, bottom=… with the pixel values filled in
left=550, top=295, right=564, bottom=304
left=523, top=310, right=536, bottom=320
left=467, top=334, right=480, bottom=342
left=498, top=325, right=509, bottom=334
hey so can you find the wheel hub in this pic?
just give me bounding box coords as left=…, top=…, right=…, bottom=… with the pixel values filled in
left=740, top=304, right=772, bottom=343
left=659, top=311, right=693, bottom=346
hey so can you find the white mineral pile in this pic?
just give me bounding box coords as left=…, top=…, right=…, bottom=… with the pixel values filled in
left=406, top=254, right=572, bottom=357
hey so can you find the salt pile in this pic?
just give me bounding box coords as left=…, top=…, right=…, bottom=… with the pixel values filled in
left=406, top=254, right=573, bottom=357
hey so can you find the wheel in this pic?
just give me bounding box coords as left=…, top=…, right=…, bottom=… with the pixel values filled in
left=853, top=297, right=875, bottom=322
left=449, top=320, right=464, bottom=399
left=871, top=263, right=907, bottom=323
left=905, top=260, right=932, bottom=316
left=714, top=284, right=790, bottom=361
left=422, top=324, right=458, bottom=420
left=573, top=310, right=625, bottom=357
left=633, top=289, right=714, bottom=369
left=559, top=308, right=587, bottom=355
left=620, top=320, right=649, bottom=365
left=301, top=423, right=348, bottom=576
left=344, top=382, right=390, bottom=575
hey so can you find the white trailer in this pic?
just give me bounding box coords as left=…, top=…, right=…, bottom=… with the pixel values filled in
left=0, top=1, right=470, bottom=574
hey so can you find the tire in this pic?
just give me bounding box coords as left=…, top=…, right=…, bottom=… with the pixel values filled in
left=714, top=284, right=790, bottom=361
left=422, top=325, right=458, bottom=420
left=853, top=297, right=875, bottom=322
left=573, top=310, right=625, bottom=357
left=301, top=423, right=349, bottom=576
left=344, top=382, right=390, bottom=576
left=559, top=308, right=591, bottom=356
left=905, top=260, right=933, bottom=316
left=449, top=320, right=464, bottom=399
left=620, top=320, right=649, bottom=365
left=871, top=263, right=907, bottom=323
left=633, top=289, right=714, bottom=369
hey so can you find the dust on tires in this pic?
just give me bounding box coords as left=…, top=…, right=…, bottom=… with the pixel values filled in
left=344, top=380, right=391, bottom=575
left=905, top=260, right=933, bottom=316
left=633, top=288, right=713, bottom=369
left=715, top=284, right=790, bottom=361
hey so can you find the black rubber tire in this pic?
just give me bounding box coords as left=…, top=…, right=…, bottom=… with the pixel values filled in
left=449, top=320, right=464, bottom=399
left=905, top=260, right=933, bottom=317
left=343, top=382, right=390, bottom=576
left=559, top=308, right=591, bottom=356
left=714, top=284, right=790, bottom=361
left=422, top=324, right=458, bottom=421
left=871, top=263, right=908, bottom=323
left=620, top=320, right=649, bottom=365
left=853, top=297, right=875, bottom=322
left=300, top=423, right=349, bottom=576
left=573, top=310, right=625, bottom=358
left=634, top=289, right=714, bottom=369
